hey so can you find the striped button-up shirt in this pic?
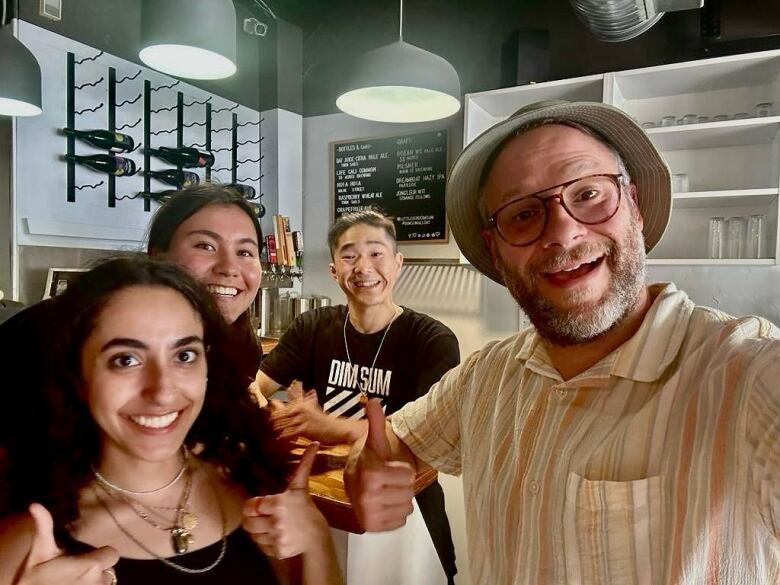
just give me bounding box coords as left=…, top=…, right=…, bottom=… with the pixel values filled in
left=392, top=283, right=780, bottom=585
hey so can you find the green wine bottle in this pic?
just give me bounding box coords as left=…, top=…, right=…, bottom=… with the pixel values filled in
left=146, top=169, right=200, bottom=188
left=149, top=146, right=214, bottom=168
left=62, top=128, right=135, bottom=153
left=65, top=154, right=137, bottom=176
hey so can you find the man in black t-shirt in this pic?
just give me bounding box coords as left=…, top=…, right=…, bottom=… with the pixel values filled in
left=253, top=210, right=459, bottom=585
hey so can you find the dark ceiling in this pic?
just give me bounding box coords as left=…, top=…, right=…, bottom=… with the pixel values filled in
left=264, top=0, right=780, bottom=116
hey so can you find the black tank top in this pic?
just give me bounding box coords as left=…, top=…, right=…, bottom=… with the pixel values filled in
left=62, top=528, right=280, bottom=584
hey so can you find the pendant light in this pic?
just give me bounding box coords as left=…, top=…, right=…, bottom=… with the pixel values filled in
left=0, top=7, right=42, bottom=117
left=336, top=0, right=460, bottom=123
left=139, top=0, right=237, bottom=80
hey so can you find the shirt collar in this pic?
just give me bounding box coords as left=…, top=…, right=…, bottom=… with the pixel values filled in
left=514, top=283, right=694, bottom=384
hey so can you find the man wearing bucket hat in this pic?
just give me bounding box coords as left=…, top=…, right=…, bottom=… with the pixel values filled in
left=345, top=101, right=780, bottom=583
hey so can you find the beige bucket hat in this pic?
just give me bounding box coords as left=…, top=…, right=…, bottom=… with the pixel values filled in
left=446, top=100, right=671, bottom=285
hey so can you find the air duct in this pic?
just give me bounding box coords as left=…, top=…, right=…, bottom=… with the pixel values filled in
left=570, top=0, right=703, bottom=42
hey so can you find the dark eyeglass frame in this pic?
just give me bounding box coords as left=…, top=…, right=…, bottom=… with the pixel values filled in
left=484, top=173, right=627, bottom=247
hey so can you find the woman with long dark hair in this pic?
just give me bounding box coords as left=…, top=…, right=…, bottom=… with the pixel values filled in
left=147, top=184, right=265, bottom=390
left=0, top=257, right=340, bottom=584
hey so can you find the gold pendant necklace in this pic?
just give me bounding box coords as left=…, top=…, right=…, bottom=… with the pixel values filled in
left=94, top=458, right=199, bottom=555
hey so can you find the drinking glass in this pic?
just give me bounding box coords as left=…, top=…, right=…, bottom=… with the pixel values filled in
left=660, top=115, right=676, bottom=127
left=641, top=121, right=655, bottom=129
left=745, top=214, right=765, bottom=258
left=732, top=112, right=750, bottom=120
left=713, top=114, right=729, bottom=122
left=672, top=173, right=689, bottom=193
left=708, top=217, right=725, bottom=259
left=726, top=216, right=746, bottom=259
left=682, top=114, right=697, bottom=124
left=755, top=102, right=773, bottom=117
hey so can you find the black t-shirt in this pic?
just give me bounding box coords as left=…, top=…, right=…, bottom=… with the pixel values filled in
left=260, top=305, right=460, bottom=581
left=61, top=529, right=279, bottom=584
left=260, top=305, right=460, bottom=418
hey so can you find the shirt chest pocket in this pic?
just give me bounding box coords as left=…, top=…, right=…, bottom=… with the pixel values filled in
left=563, top=473, right=669, bottom=585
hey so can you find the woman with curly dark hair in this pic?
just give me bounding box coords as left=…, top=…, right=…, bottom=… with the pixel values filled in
left=0, top=257, right=340, bottom=585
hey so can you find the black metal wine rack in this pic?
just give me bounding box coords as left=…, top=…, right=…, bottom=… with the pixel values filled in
left=66, top=51, right=264, bottom=211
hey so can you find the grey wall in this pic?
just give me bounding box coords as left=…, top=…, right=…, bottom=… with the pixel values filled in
left=0, top=119, right=11, bottom=296
left=647, top=264, right=780, bottom=324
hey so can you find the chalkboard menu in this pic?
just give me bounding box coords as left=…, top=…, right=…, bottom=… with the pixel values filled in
left=332, top=130, right=448, bottom=242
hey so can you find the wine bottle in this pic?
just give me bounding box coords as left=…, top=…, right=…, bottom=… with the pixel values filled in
left=229, top=183, right=256, bottom=199
left=248, top=202, right=265, bottom=218
left=62, top=128, right=135, bottom=153
left=146, top=169, right=200, bottom=188
left=65, top=154, right=137, bottom=177
left=149, top=146, right=214, bottom=168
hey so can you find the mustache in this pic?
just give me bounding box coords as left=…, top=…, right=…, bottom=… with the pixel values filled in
left=527, top=241, right=614, bottom=276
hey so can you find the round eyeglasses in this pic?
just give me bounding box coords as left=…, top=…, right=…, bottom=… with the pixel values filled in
left=485, top=173, right=626, bottom=247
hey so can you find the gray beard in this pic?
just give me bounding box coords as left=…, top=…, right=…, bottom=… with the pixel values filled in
left=499, top=220, right=647, bottom=346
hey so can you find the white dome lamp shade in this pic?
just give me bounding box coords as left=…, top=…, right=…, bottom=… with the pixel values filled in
left=139, top=0, right=237, bottom=80
left=336, top=0, right=461, bottom=123
left=0, top=25, right=42, bottom=117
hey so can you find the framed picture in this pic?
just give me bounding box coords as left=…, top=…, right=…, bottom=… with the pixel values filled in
left=43, top=268, right=87, bottom=300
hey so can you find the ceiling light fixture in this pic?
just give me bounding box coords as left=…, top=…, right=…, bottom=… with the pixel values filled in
left=139, top=0, right=237, bottom=80
left=336, top=0, right=461, bottom=123
left=0, top=1, right=43, bottom=117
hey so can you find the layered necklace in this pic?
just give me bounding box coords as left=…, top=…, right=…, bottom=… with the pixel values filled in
left=343, top=305, right=401, bottom=405
left=91, top=450, right=227, bottom=574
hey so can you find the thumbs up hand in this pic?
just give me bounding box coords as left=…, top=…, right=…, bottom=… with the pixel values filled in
left=344, top=399, right=415, bottom=532
left=18, top=503, right=119, bottom=585
left=242, top=442, right=329, bottom=559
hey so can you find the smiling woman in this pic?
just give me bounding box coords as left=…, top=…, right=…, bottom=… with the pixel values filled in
left=147, top=184, right=264, bottom=389
left=0, top=257, right=341, bottom=584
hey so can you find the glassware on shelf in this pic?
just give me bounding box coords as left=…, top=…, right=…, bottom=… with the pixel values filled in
left=672, top=173, right=689, bottom=193
left=754, top=102, right=773, bottom=117
left=660, top=115, right=676, bottom=127
left=641, top=121, right=655, bottom=129
left=708, top=216, right=725, bottom=259
left=745, top=214, right=766, bottom=259
left=713, top=114, right=729, bottom=122
left=732, top=112, right=750, bottom=120
left=696, top=116, right=711, bottom=123
left=676, top=117, right=685, bottom=125
left=726, top=216, right=746, bottom=259
left=682, top=114, right=697, bottom=124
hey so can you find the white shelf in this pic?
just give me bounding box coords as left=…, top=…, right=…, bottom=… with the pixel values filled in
left=613, top=51, right=780, bottom=100
left=672, top=188, right=779, bottom=209
left=465, top=49, right=780, bottom=267
left=647, top=258, right=776, bottom=266
left=646, top=118, right=780, bottom=150
left=465, top=75, right=604, bottom=118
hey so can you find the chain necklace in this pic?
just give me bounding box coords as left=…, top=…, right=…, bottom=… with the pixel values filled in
left=92, top=462, right=227, bottom=574
left=92, top=445, right=189, bottom=496
left=343, top=306, right=400, bottom=405
left=95, top=463, right=199, bottom=553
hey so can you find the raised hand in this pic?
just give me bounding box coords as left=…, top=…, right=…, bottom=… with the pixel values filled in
left=18, top=503, right=119, bottom=585
left=344, top=399, right=415, bottom=532
left=269, top=390, right=341, bottom=444
left=242, top=442, right=330, bottom=559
